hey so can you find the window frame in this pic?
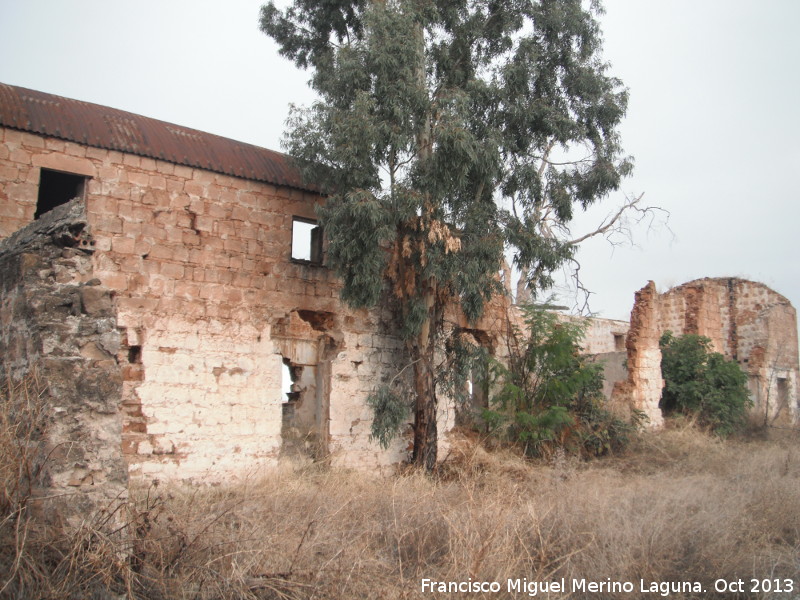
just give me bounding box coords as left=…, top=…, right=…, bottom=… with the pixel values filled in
left=290, top=216, right=324, bottom=266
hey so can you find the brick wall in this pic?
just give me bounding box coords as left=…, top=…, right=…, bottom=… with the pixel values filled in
left=658, top=278, right=799, bottom=423
left=1, top=126, right=447, bottom=480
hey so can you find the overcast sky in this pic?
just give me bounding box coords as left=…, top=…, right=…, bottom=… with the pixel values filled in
left=1, top=0, right=798, bottom=322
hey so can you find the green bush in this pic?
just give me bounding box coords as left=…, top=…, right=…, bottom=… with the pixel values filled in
left=367, top=384, right=409, bottom=450
left=484, top=306, right=639, bottom=458
left=659, top=332, right=752, bottom=436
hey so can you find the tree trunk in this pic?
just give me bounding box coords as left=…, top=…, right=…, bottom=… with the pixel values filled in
left=411, top=351, right=437, bottom=471
left=408, top=277, right=439, bottom=472
left=408, top=19, right=438, bottom=472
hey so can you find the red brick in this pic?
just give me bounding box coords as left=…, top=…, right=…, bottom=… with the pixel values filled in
left=120, top=255, right=144, bottom=273
left=170, top=192, right=191, bottom=209
left=173, top=165, right=193, bottom=179
left=112, top=236, right=136, bottom=254
left=21, top=133, right=45, bottom=149
left=142, top=224, right=167, bottom=241
left=195, top=215, right=214, bottom=232
left=123, top=154, right=141, bottom=168
left=188, top=198, right=205, bottom=214
left=185, top=181, right=205, bottom=197
left=122, top=220, right=144, bottom=237
left=166, top=227, right=184, bottom=244
left=64, top=142, right=87, bottom=157
left=45, top=138, right=67, bottom=152
left=161, top=262, right=185, bottom=278
left=182, top=231, right=201, bottom=246
left=128, top=171, right=150, bottom=187
left=193, top=169, right=215, bottom=184
left=231, top=206, right=251, bottom=222
left=207, top=201, right=229, bottom=219
left=9, top=148, right=31, bottom=165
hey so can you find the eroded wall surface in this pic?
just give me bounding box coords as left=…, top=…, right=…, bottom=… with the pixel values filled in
left=1, top=126, right=451, bottom=480
left=0, top=200, right=126, bottom=522
left=658, top=278, right=799, bottom=424
left=610, top=281, right=665, bottom=427
left=612, top=278, right=800, bottom=426
left=4, top=121, right=798, bottom=490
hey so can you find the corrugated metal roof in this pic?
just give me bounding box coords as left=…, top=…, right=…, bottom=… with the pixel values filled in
left=0, top=82, right=315, bottom=192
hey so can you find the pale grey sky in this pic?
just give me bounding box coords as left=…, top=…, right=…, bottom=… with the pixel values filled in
left=1, top=0, right=798, bottom=321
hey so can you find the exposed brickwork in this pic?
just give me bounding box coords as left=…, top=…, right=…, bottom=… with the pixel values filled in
left=611, top=282, right=664, bottom=427
left=659, top=278, right=799, bottom=424
left=1, top=124, right=447, bottom=479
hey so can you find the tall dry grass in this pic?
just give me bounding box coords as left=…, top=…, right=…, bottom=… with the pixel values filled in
left=2, top=383, right=799, bottom=599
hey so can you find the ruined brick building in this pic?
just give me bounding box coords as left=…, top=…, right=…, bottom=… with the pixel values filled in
left=612, top=279, right=799, bottom=429
left=0, top=83, right=797, bottom=508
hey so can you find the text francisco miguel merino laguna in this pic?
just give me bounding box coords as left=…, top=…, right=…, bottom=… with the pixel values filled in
left=421, top=578, right=707, bottom=596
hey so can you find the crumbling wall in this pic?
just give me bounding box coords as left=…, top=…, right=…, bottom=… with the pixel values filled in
left=0, top=199, right=126, bottom=523
left=8, top=118, right=796, bottom=487
left=659, top=278, right=799, bottom=424
left=611, top=281, right=664, bottom=427
left=613, top=278, right=800, bottom=427
left=1, top=126, right=432, bottom=478
left=85, top=154, right=350, bottom=480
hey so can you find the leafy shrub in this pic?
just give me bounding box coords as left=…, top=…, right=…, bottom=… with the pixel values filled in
left=485, top=306, right=639, bottom=457
left=367, top=384, right=409, bottom=449
left=659, top=331, right=752, bottom=436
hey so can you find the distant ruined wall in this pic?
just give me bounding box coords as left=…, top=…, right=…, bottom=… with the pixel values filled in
left=614, top=278, right=800, bottom=427
left=659, top=278, right=799, bottom=424
left=611, top=281, right=664, bottom=427
left=0, top=199, right=126, bottom=523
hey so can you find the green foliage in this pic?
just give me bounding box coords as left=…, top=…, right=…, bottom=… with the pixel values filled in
left=261, top=0, right=632, bottom=315
left=659, top=332, right=752, bottom=437
left=485, top=305, right=638, bottom=457
left=367, top=384, right=409, bottom=449
left=438, top=330, right=491, bottom=408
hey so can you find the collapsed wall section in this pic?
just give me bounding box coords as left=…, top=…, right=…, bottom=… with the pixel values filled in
left=0, top=199, right=126, bottom=523
left=611, top=281, right=664, bottom=427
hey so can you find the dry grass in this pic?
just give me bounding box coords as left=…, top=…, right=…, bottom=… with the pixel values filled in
left=2, top=389, right=799, bottom=599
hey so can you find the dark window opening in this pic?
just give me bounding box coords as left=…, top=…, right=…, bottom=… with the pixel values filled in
left=777, top=377, right=789, bottom=409
left=36, top=168, right=88, bottom=219
left=613, top=333, right=626, bottom=352
left=128, top=345, right=142, bottom=364
left=291, top=217, right=323, bottom=264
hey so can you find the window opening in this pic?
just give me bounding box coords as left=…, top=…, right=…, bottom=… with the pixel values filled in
left=613, top=333, right=626, bottom=352
left=291, top=217, right=323, bottom=264
left=777, top=377, right=789, bottom=410
left=282, top=360, right=295, bottom=402
left=36, top=168, right=88, bottom=219
left=128, top=345, right=142, bottom=364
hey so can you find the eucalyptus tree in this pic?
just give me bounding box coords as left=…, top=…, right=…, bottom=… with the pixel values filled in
left=261, top=0, right=633, bottom=470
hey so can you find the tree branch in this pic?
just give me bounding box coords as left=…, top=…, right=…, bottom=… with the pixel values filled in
left=568, top=192, right=644, bottom=245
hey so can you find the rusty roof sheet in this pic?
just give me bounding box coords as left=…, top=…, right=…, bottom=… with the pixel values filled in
left=0, top=82, right=315, bottom=192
